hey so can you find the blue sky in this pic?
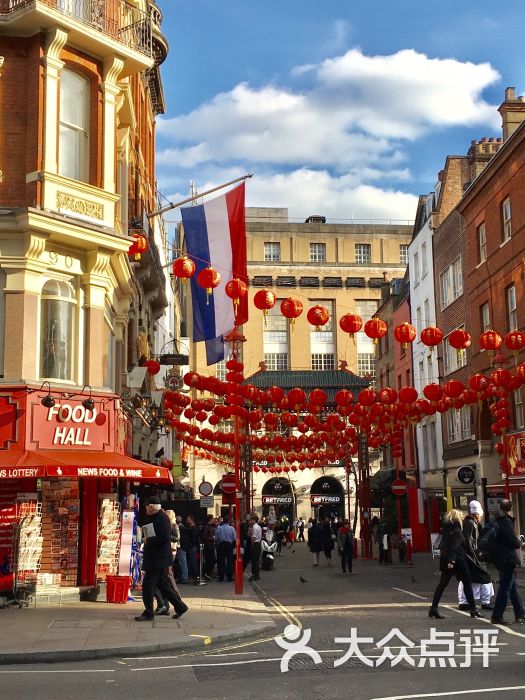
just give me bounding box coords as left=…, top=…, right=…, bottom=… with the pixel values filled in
left=155, top=1, right=525, bottom=222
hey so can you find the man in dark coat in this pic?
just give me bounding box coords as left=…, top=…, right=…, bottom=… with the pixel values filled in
left=458, top=500, right=494, bottom=611
left=135, top=498, right=188, bottom=621
left=491, top=499, right=525, bottom=624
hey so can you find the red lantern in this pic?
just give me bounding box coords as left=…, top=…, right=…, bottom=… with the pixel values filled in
left=491, top=368, right=512, bottom=389
left=479, top=330, right=502, bottom=356
left=448, top=329, right=471, bottom=350
left=469, top=373, right=489, bottom=393
left=197, top=266, right=221, bottom=303
left=225, top=278, right=248, bottom=310
left=309, top=389, right=327, bottom=406
left=393, top=322, right=417, bottom=348
left=339, top=313, right=363, bottom=338
left=358, top=388, right=376, bottom=406
left=364, top=318, right=387, bottom=344
left=266, top=386, right=285, bottom=406
left=254, top=289, right=276, bottom=317
left=504, top=330, right=525, bottom=356
left=287, top=388, right=306, bottom=409
left=423, top=383, right=443, bottom=402
left=172, top=255, right=196, bottom=281
left=280, top=298, right=303, bottom=327
left=378, top=387, right=397, bottom=404
left=307, top=305, right=330, bottom=331
left=420, top=326, right=444, bottom=349
left=398, top=386, right=418, bottom=404
left=128, top=232, right=148, bottom=261
left=144, top=359, right=161, bottom=375
left=335, top=389, right=353, bottom=406
left=444, top=379, right=464, bottom=399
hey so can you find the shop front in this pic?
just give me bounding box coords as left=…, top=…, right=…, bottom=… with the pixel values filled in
left=0, top=387, right=172, bottom=595
left=261, top=477, right=295, bottom=522
left=310, top=476, right=345, bottom=520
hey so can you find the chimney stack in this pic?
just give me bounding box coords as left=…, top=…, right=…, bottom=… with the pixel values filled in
left=499, top=87, right=525, bottom=141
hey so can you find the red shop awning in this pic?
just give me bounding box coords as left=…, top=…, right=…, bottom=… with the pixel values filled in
left=0, top=449, right=173, bottom=484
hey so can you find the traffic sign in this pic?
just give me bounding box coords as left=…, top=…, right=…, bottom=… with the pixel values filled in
left=391, top=479, right=408, bottom=496
left=221, top=473, right=236, bottom=494
left=198, top=480, right=213, bottom=496
left=200, top=496, right=214, bottom=508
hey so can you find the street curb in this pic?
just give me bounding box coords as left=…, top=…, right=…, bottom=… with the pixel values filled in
left=0, top=622, right=277, bottom=666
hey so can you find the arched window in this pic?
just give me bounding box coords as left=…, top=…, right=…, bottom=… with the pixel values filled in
left=59, top=69, right=89, bottom=182
left=40, top=279, right=76, bottom=381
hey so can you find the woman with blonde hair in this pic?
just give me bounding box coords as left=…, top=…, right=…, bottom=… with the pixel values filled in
left=429, top=509, right=482, bottom=619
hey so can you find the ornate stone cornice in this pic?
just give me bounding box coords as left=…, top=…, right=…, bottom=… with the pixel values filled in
left=44, top=28, right=68, bottom=63
left=103, top=56, right=125, bottom=88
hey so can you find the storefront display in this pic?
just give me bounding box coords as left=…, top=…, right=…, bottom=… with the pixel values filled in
left=96, top=496, right=121, bottom=580
left=41, top=479, right=79, bottom=586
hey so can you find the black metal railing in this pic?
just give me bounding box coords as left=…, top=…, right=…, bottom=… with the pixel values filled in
left=0, top=0, right=152, bottom=58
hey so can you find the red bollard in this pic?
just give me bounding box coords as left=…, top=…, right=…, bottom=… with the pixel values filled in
left=405, top=540, right=413, bottom=566
left=353, top=537, right=359, bottom=559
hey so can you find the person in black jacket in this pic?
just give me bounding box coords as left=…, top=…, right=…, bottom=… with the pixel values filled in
left=457, top=501, right=494, bottom=611
left=185, top=515, right=201, bottom=580
left=135, top=498, right=188, bottom=621
left=491, top=499, right=525, bottom=624
left=308, top=519, right=322, bottom=566
left=429, top=509, right=482, bottom=619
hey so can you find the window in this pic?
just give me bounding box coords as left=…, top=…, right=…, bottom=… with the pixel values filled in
left=311, top=353, right=335, bottom=370
left=447, top=407, right=471, bottom=443
left=477, top=222, right=487, bottom=263
left=440, top=256, right=463, bottom=309
left=444, top=330, right=468, bottom=374
left=513, top=390, right=524, bottom=430
left=355, top=244, right=371, bottom=264
left=40, top=279, right=76, bottom=381
left=264, top=353, right=289, bottom=370
left=502, top=197, right=512, bottom=241
left=413, top=251, right=420, bottom=285
left=358, top=353, right=376, bottom=386
left=507, top=284, right=517, bottom=330
left=421, top=241, right=428, bottom=277
left=264, top=242, right=280, bottom=262
left=102, top=301, right=115, bottom=390
left=216, top=360, right=227, bottom=382
left=480, top=302, right=490, bottom=333
left=400, top=244, right=409, bottom=265
left=421, top=424, right=428, bottom=471
left=418, top=361, right=425, bottom=392
left=310, top=243, right=326, bottom=263
left=426, top=354, right=433, bottom=385
left=416, top=306, right=422, bottom=335
left=59, top=69, right=89, bottom=182
left=424, top=298, right=430, bottom=330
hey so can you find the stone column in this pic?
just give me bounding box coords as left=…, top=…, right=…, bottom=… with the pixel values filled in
left=81, top=250, right=112, bottom=388
left=42, top=29, right=68, bottom=174
left=101, top=57, right=124, bottom=193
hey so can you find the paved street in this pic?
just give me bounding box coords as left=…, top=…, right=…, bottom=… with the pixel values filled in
left=1, top=543, right=524, bottom=699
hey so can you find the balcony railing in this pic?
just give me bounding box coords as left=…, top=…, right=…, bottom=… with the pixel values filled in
left=0, top=0, right=152, bottom=57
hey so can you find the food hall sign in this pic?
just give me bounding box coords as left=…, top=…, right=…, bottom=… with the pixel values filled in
left=28, top=397, right=113, bottom=451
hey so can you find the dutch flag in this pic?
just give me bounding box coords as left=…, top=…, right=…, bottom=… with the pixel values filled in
left=181, top=183, right=248, bottom=363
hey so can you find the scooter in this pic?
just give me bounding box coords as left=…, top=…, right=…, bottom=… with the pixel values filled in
left=261, top=538, right=278, bottom=570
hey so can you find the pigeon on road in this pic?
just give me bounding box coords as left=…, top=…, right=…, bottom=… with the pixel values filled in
left=300, top=576, right=308, bottom=584
left=411, top=576, right=416, bottom=583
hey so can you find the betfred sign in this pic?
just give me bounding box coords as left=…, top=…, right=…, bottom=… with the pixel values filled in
left=262, top=496, right=293, bottom=505
left=311, top=495, right=341, bottom=505
left=28, top=396, right=112, bottom=451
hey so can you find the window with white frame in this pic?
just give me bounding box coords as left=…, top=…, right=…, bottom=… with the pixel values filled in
left=514, top=390, right=524, bottom=430
left=355, top=243, right=371, bottom=264
left=264, top=242, right=281, bottom=262
left=421, top=424, right=428, bottom=471
left=421, top=241, right=428, bottom=278
left=477, top=222, right=487, bottom=262
left=264, top=301, right=288, bottom=344
left=480, top=302, right=490, bottom=333
left=426, top=354, right=433, bottom=384
left=40, top=278, right=76, bottom=381
left=310, top=243, right=326, bottom=263
left=59, top=69, right=90, bottom=182
left=358, top=353, right=376, bottom=387
left=264, top=353, right=289, bottom=370
left=216, top=360, right=227, bottom=382
left=413, top=250, right=420, bottom=285
left=444, top=330, right=467, bottom=374
left=424, top=298, right=430, bottom=329
left=507, top=284, right=517, bottom=330
left=418, top=360, right=425, bottom=392
left=502, top=197, right=512, bottom=241
left=416, top=306, right=422, bottom=335
left=102, top=300, right=115, bottom=390
left=311, top=353, right=336, bottom=370
left=447, top=406, right=471, bottom=443
left=400, top=244, right=409, bottom=265
left=440, top=256, right=463, bottom=309
left=429, top=421, right=437, bottom=469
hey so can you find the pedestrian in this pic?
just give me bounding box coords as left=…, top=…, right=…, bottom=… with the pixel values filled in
left=337, top=519, right=354, bottom=574
left=490, top=499, right=525, bottom=625
left=202, top=514, right=217, bottom=582
left=215, top=515, right=236, bottom=582
left=429, top=509, right=482, bottom=620
left=134, top=497, right=188, bottom=621
left=154, top=509, right=180, bottom=615
left=320, top=518, right=334, bottom=565
left=241, top=516, right=252, bottom=571
left=308, top=519, right=322, bottom=566
left=176, top=515, right=189, bottom=584
left=249, top=514, right=262, bottom=582
left=297, top=517, right=305, bottom=542
left=457, top=500, right=494, bottom=611
left=275, top=517, right=285, bottom=554
left=185, top=515, right=200, bottom=581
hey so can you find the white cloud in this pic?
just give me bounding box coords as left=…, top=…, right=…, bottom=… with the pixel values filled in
left=156, top=47, right=500, bottom=219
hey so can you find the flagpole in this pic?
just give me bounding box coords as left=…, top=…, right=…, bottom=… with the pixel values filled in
left=148, top=173, right=253, bottom=219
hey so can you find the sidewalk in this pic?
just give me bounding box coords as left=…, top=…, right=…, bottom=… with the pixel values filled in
left=0, top=582, right=276, bottom=665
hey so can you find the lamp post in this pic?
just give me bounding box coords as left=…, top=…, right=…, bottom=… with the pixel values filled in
left=224, top=326, right=246, bottom=595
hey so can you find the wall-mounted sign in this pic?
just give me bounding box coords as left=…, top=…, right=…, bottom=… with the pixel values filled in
left=198, top=481, right=213, bottom=496
left=311, top=495, right=342, bottom=505
left=200, top=496, right=214, bottom=508
left=262, top=496, right=293, bottom=505
left=457, top=465, right=476, bottom=485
